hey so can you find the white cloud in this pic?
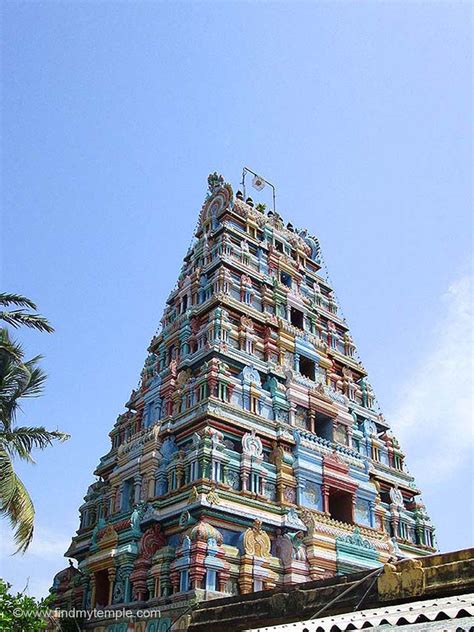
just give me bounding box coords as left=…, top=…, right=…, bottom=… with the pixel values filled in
left=0, top=524, right=71, bottom=599
left=0, top=525, right=69, bottom=560
left=388, top=273, right=473, bottom=484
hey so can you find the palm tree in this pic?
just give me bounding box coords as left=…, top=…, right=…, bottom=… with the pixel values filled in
left=0, top=298, right=69, bottom=553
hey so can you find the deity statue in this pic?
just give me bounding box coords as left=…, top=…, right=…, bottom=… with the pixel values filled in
left=206, top=485, right=220, bottom=506
left=269, top=441, right=285, bottom=467
left=90, top=522, right=100, bottom=548
left=289, top=531, right=306, bottom=560
left=188, top=486, right=199, bottom=503
left=144, top=353, right=157, bottom=379
left=130, top=503, right=144, bottom=535
left=207, top=172, right=224, bottom=193
left=275, top=530, right=307, bottom=564
left=385, top=534, right=403, bottom=559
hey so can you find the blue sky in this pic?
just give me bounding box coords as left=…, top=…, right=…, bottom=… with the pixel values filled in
left=1, top=1, right=472, bottom=598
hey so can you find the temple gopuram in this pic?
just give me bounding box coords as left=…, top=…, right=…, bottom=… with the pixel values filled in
left=51, top=172, right=436, bottom=631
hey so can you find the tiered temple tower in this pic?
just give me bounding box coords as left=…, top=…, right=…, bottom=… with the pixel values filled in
left=51, top=173, right=436, bottom=629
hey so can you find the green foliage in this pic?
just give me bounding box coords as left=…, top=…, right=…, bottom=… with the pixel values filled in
left=255, top=203, right=266, bottom=213
left=0, top=294, right=54, bottom=334
left=0, top=579, right=51, bottom=632
left=0, top=295, right=69, bottom=553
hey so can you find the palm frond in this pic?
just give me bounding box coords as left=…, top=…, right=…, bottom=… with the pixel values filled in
left=0, top=293, right=37, bottom=310
left=0, top=426, right=70, bottom=461
left=0, top=311, right=54, bottom=333
left=0, top=329, right=24, bottom=362
left=19, top=358, right=47, bottom=398
left=0, top=353, right=47, bottom=424
left=0, top=446, right=18, bottom=509
left=0, top=450, right=35, bottom=553
left=0, top=358, right=32, bottom=424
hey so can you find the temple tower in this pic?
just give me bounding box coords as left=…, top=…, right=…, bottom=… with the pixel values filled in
left=51, top=173, right=435, bottom=628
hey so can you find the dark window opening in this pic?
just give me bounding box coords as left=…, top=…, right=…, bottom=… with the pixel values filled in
left=94, top=570, right=110, bottom=607
left=380, top=491, right=391, bottom=505
left=299, top=356, right=315, bottom=381
left=329, top=489, right=353, bottom=524
left=181, top=295, right=188, bottom=312
left=290, top=307, right=304, bottom=329
left=280, top=271, right=292, bottom=288
left=314, top=412, right=333, bottom=441
left=275, top=240, right=284, bottom=253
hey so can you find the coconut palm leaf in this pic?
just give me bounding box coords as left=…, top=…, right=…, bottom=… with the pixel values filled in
left=0, top=293, right=54, bottom=333
left=0, top=446, right=17, bottom=508
left=0, top=352, right=34, bottom=427
left=0, top=294, right=37, bottom=310
left=0, top=447, right=35, bottom=553
left=18, top=357, right=47, bottom=398
left=0, top=426, right=69, bottom=462
left=0, top=329, right=24, bottom=362
left=0, top=310, right=54, bottom=333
